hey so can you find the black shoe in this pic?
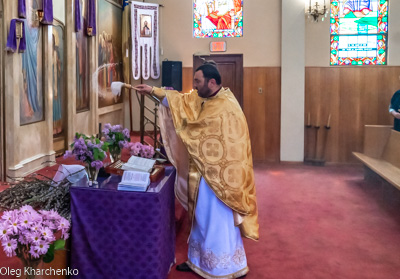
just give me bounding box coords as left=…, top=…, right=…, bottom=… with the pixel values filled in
left=176, top=262, right=192, bottom=272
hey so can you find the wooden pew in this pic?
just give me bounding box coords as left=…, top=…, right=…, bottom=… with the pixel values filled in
left=353, top=125, right=400, bottom=190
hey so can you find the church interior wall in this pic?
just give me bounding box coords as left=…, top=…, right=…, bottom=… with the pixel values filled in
left=98, top=103, right=124, bottom=128
left=157, top=0, right=282, bottom=162
left=304, top=1, right=400, bottom=163
left=159, top=0, right=281, bottom=67
left=175, top=0, right=400, bottom=163
left=2, top=0, right=400, bottom=179
left=3, top=1, right=56, bottom=178
left=53, top=0, right=65, bottom=25
left=2, top=0, right=108, bottom=178
left=306, top=1, right=400, bottom=67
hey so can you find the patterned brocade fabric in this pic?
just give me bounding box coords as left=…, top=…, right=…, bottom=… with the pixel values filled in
left=189, top=240, right=247, bottom=272
left=160, top=87, right=259, bottom=240
left=186, top=178, right=249, bottom=278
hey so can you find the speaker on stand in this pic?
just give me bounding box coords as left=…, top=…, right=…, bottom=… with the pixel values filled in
left=162, top=61, right=182, bottom=91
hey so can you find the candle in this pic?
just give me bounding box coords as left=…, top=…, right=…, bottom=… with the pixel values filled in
left=327, top=113, right=331, bottom=127
left=307, top=112, right=311, bottom=126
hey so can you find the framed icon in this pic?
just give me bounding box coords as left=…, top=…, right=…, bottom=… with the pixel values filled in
left=140, top=14, right=152, bottom=37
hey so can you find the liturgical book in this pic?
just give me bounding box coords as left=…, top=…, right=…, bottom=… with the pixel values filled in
left=121, top=156, right=156, bottom=173
left=117, top=170, right=151, bottom=192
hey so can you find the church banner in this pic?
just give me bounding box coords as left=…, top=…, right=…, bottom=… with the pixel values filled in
left=130, top=1, right=160, bottom=80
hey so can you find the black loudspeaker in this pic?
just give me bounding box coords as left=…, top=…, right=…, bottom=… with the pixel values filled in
left=162, top=61, right=182, bottom=91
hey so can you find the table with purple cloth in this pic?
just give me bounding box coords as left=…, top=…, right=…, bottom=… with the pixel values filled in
left=70, top=167, right=176, bottom=279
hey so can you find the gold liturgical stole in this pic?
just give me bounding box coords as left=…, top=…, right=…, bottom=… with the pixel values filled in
left=156, top=87, right=259, bottom=240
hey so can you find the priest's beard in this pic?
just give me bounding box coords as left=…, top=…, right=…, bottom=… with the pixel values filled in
left=197, top=82, right=212, bottom=98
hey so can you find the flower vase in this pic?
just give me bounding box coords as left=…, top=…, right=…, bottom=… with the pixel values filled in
left=109, top=149, right=121, bottom=163
left=20, top=257, right=42, bottom=279
left=86, top=165, right=99, bottom=187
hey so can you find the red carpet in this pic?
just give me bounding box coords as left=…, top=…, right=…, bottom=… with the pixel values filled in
left=2, top=163, right=400, bottom=279
left=168, top=163, right=400, bottom=279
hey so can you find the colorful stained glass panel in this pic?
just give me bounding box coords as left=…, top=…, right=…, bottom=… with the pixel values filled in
left=330, top=0, right=388, bottom=66
left=193, top=0, right=243, bottom=38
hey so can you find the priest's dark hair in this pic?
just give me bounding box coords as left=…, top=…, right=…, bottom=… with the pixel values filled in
left=195, top=60, right=221, bottom=85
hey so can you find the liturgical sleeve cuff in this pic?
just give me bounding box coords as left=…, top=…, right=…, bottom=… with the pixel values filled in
left=151, top=87, right=166, bottom=100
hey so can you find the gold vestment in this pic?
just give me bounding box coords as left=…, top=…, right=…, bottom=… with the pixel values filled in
left=156, top=87, right=259, bottom=240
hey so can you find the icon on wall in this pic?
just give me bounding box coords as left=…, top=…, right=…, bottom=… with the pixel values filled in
left=140, top=14, right=152, bottom=37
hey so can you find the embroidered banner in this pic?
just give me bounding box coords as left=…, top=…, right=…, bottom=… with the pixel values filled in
left=131, top=1, right=160, bottom=80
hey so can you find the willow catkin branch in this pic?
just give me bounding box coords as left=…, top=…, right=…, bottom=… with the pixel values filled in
left=0, top=175, right=72, bottom=219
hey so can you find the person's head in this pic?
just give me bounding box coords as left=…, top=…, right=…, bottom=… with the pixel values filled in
left=194, top=61, right=222, bottom=98
left=144, top=21, right=148, bottom=27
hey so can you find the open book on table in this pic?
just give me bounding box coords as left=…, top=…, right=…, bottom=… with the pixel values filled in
left=121, top=156, right=156, bottom=173
left=118, top=170, right=151, bottom=192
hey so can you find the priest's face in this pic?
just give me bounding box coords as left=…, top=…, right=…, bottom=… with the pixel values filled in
left=194, top=70, right=212, bottom=98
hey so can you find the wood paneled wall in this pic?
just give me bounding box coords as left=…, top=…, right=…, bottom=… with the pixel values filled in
left=182, top=68, right=194, bottom=93
left=243, top=68, right=281, bottom=162
left=183, top=66, right=400, bottom=163
left=306, top=67, right=400, bottom=163
left=182, top=67, right=281, bottom=162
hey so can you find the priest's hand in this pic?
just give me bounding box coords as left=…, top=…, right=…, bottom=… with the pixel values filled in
left=133, top=84, right=153, bottom=95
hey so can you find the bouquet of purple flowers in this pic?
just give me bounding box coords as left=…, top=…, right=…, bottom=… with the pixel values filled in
left=0, top=205, right=70, bottom=265
left=102, top=123, right=130, bottom=161
left=125, top=142, right=155, bottom=159
left=64, top=133, right=108, bottom=170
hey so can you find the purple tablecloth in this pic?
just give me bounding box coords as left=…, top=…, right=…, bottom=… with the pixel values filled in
left=70, top=167, right=176, bottom=279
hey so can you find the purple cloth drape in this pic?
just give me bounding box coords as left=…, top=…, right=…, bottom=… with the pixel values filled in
left=18, top=0, right=26, bottom=18
left=41, top=0, right=53, bottom=25
left=70, top=168, right=176, bottom=279
left=75, top=0, right=81, bottom=32
left=5, top=19, right=26, bottom=53
left=86, top=0, right=96, bottom=36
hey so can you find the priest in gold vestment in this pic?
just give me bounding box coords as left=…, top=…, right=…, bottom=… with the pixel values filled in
left=135, top=62, right=259, bottom=279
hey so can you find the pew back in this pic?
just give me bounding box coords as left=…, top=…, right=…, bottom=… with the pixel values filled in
left=381, top=129, right=400, bottom=169
left=353, top=125, right=400, bottom=191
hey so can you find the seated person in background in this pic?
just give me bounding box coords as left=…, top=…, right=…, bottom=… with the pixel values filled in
left=389, top=90, right=400, bottom=132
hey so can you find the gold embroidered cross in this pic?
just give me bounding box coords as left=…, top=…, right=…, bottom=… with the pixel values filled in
left=206, top=143, right=220, bottom=157
left=228, top=117, right=239, bottom=135
left=228, top=168, right=241, bottom=184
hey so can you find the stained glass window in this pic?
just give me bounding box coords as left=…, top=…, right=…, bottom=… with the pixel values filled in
left=330, top=0, right=388, bottom=66
left=193, top=0, right=243, bottom=38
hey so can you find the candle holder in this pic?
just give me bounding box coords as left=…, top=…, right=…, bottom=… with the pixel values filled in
left=38, top=9, right=44, bottom=22
left=87, top=27, right=93, bottom=36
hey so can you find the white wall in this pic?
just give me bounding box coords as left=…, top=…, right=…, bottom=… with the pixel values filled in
left=159, top=0, right=281, bottom=67
left=388, top=1, right=400, bottom=65
left=281, top=0, right=305, bottom=162
left=53, top=0, right=66, bottom=24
